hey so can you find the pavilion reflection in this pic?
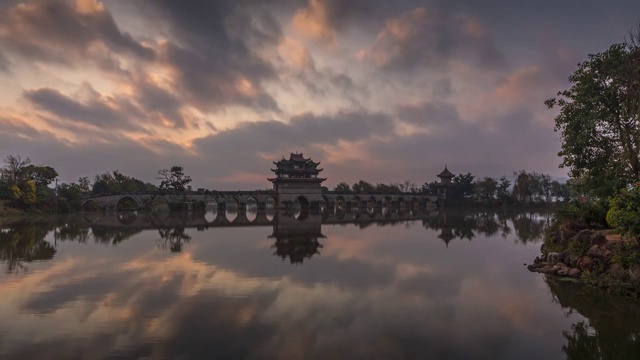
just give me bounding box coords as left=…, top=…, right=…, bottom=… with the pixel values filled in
left=270, top=209, right=324, bottom=264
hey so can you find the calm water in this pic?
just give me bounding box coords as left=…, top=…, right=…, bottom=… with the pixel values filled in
left=1, top=209, right=639, bottom=359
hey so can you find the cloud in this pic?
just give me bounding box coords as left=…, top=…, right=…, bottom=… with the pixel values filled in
left=141, top=0, right=283, bottom=113
left=24, top=86, right=144, bottom=131
left=0, top=0, right=154, bottom=69
left=359, top=7, right=506, bottom=72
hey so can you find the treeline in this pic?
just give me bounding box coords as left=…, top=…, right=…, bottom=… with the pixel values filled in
left=0, top=155, right=191, bottom=213
left=331, top=170, right=572, bottom=206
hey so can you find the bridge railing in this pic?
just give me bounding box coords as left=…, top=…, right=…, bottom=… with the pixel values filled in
left=81, top=189, right=277, bottom=199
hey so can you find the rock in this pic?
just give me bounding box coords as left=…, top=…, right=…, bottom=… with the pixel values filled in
left=589, top=233, right=607, bottom=246
left=575, top=229, right=593, bottom=246
left=609, top=263, right=626, bottom=279
left=540, top=266, right=552, bottom=273
left=588, top=245, right=604, bottom=258
left=557, top=266, right=570, bottom=277
left=533, top=256, right=543, bottom=264
left=547, top=252, right=560, bottom=264
left=579, top=256, right=593, bottom=271
left=569, top=268, right=581, bottom=278
left=605, top=239, right=623, bottom=251
left=568, top=255, right=581, bottom=268
left=559, top=250, right=571, bottom=263
left=629, top=264, right=640, bottom=283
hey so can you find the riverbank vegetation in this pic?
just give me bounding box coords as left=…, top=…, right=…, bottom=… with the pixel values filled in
left=333, top=170, right=571, bottom=207
left=530, top=25, right=640, bottom=297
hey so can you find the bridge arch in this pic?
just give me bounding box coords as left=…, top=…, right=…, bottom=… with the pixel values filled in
left=204, top=200, right=219, bottom=223
left=81, top=199, right=103, bottom=212
left=224, top=197, right=239, bottom=222
left=295, top=195, right=311, bottom=220
left=245, top=196, right=258, bottom=222
left=116, top=195, right=140, bottom=211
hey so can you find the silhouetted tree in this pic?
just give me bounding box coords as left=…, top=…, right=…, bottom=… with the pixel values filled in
left=157, top=166, right=192, bottom=191
left=334, top=182, right=351, bottom=193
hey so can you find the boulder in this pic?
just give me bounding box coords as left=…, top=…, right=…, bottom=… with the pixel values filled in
left=568, top=255, right=581, bottom=268
left=605, top=239, right=623, bottom=251
left=547, top=252, right=560, bottom=264
left=629, top=264, right=640, bottom=283
left=589, top=233, right=607, bottom=246
left=575, top=229, right=593, bottom=244
left=559, top=250, right=571, bottom=263
left=588, top=245, right=604, bottom=258
left=579, top=256, right=593, bottom=271
left=609, top=263, right=626, bottom=279
left=568, top=268, right=581, bottom=278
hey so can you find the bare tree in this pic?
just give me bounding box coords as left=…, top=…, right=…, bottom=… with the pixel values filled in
left=3, top=155, right=31, bottom=185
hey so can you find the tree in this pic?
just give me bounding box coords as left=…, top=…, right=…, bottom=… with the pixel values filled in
left=157, top=166, right=192, bottom=191
left=497, top=176, right=511, bottom=203
left=23, top=165, right=58, bottom=187
left=545, top=29, right=640, bottom=198
left=449, top=173, right=476, bottom=200
left=2, top=155, right=31, bottom=185
left=352, top=180, right=375, bottom=194
left=334, top=182, right=351, bottom=193
left=475, top=177, right=498, bottom=201
left=21, top=180, right=36, bottom=206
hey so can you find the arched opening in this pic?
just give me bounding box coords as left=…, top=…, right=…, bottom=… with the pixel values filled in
left=336, top=196, right=345, bottom=208
left=382, top=196, right=392, bottom=217
left=265, top=197, right=276, bottom=222
left=204, top=200, right=218, bottom=223
left=352, top=196, right=362, bottom=217
left=293, top=196, right=310, bottom=221
left=225, top=198, right=238, bottom=222
left=151, top=198, right=170, bottom=215
left=81, top=199, right=102, bottom=212
left=116, top=196, right=139, bottom=211
left=246, top=197, right=258, bottom=222
left=366, top=196, right=377, bottom=215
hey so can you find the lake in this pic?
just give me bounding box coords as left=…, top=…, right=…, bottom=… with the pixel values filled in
left=1, top=208, right=639, bottom=359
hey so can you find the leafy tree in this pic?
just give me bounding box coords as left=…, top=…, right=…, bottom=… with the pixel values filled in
left=449, top=173, right=476, bottom=200
left=375, top=183, right=402, bottom=194
left=497, top=176, right=512, bottom=203
left=475, top=177, right=498, bottom=201
left=23, top=165, right=58, bottom=187
left=420, top=181, right=439, bottom=196
left=21, top=180, right=36, bottom=206
left=157, top=166, right=192, bottom=191
left=546, top=31, right=640, bottom=198
left=352, top=180, right=375, bottom=194
left=334, top=182, right=351, bottom=193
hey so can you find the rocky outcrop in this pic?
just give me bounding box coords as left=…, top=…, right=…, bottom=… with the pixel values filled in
left=529, top=226, right=640, bottom=297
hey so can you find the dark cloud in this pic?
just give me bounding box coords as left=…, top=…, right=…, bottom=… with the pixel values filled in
left=0, top=0, right=154, bottom=69
left=396, top=100, right=460, bottom=128
left=361, top=7, right=506, bottom=72
left=24, top=87, right=143, bottom=131
left=140, top=0, right=283, bottom=113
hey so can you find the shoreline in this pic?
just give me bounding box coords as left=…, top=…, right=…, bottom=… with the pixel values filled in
left=528, top=221, right=640, bottom=298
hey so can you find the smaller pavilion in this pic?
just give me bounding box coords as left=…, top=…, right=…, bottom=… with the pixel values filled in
left=436, top=166, right=455, bottom=198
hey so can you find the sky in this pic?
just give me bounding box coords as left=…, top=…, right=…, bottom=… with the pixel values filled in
left=0, top=0, right=639, bottom=190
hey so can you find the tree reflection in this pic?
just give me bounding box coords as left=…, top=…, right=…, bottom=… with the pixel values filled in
left=546, top=278, right=640, bottom=359
left=422, top=209, right=552, bottom=246
left=158, top=227, right=191, bottom=253
left=0, top=223, right=56, bottom=273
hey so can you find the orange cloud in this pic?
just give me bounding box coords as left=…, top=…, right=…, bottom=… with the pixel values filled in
left=291, top=0, right=336, bottom=46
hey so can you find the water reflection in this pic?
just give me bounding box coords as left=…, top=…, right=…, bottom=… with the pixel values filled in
left=546, top=278, right=640, bottom=359
left=0, top=208, right=638, bottom=359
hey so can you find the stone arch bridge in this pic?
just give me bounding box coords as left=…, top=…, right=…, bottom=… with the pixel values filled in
left=81, top=191, right=441, bottom=212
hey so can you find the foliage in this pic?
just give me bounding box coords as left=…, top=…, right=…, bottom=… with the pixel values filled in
left=475, top=177, right=498, bottom=201
left=546, top=38, right=640, bottom=199
left=607, top=182, right=640, bottom=238
left=2, top=155, right=31, bottom=185
left=93, top=171, right=157, bottom=194
left=21, top=180, right=36, bottom=206
left=333, top=182, right=351, bottom=193
left=157, top=166, right=192, bottom=191
left=23, top=165, right=58, bottom=187
left=448, top=173, right=475, bottom=200
left=352, top=180, right=375, bottom=194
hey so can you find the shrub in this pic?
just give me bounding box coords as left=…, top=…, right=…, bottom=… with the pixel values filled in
left=607, top=182, right=640, bottom=239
